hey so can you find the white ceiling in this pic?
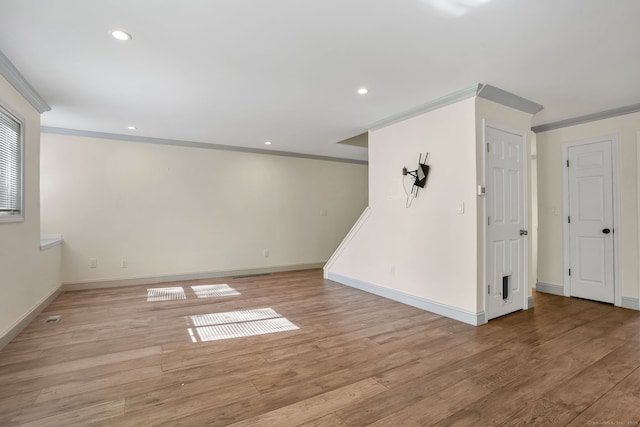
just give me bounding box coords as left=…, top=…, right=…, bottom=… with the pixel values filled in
left=1, top=0, right=638, bottom=161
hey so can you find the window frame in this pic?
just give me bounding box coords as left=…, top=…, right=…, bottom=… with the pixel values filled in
left=0, top=103, right=25, bottom=223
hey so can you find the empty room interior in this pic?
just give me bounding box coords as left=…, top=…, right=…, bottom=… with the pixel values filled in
left=1, top=1, right=640, bottom=425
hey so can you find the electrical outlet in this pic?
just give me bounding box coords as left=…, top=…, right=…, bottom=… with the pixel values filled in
left=121, top=259, right=128, bottom=268
left=89, top=258, right=97, bottom=268
left=263, top=249, right=269, bottom=258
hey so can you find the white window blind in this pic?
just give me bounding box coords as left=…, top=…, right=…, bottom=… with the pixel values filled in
left=0, top=106, right=23, bottom=219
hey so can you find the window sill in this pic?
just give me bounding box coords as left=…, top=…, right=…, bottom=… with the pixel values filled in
left=40, top=234, right=63, bottom=250
left=0, top=214, right=25, bottom=223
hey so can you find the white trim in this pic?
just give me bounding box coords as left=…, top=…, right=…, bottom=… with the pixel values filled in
left=532, top=103, right=640, bottom=134
left=477, top=85, right=544, bottom=115
left=536, top=282, right=564, bottom=296
left=621, top=297, right=640, bottom=311
left=369, top=84, right=543, bottom=132
left=0, top=286, right=61, bottom=351
left=40, top=234, right=63, bottom=250
left=0, top=215, right=24, bottom=223
left=369, top=85, right=481, bottom=131
left=612, top=139, right=622, bottom=306
left=562, top=136, right=621, bottom=306
left=637, top=131, right=640, bottom=314
left=528, top=296, right=535, bottom=309
left=562, top=145, right=571, bottom=297
left=62, top=262, right=325, bottom=291
left=483, top=120, right=529, bottom=321
left=0, top=102, right=26, bottom=223
left=323, top=206, right=371, bottom=278
left=0, top=49, right=50, bottom=113
left=41, top=127, right=367, bottom=165
left=327, top=273, right=486, bottom=326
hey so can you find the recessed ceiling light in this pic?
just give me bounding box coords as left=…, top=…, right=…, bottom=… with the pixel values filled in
left=265, top=141, right=272, bottom=145
left=127, top=125, right=136, bottom=130
left=357, top=88, right=368, bottom=95
left=111, top=29, right=132, bottom=41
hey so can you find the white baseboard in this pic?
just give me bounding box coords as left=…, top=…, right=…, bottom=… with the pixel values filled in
left=62, top=263, right=325, bottom=291
left=0, top=286, right=61, bottom=351
left=536, top=282, right=564, bottom=296
left=327, top=273, right=486, bottom=326
left=528, top=295, right=535, bottom=309
left=621, top=296, right=640, bottom=311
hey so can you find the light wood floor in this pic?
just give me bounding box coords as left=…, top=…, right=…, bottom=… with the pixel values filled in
left=1, top=269, right=639, bottom=426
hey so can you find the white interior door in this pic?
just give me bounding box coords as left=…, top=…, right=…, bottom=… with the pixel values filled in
left=567, top=141, right=614, bottom=303
left=486, top=123, right=527, bottom=320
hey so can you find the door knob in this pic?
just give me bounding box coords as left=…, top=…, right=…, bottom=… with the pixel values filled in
left=520, top=229, right=528, bottom=236
left=602, top=228, right=611, bottom=234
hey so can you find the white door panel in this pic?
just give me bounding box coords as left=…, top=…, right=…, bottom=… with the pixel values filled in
left=568, top=141, right=614, bottom=303
left=486, top=123, right=527, bottom=320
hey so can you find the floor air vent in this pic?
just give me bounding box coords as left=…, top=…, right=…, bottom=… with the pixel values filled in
left=231, top=273, right=271, bottom=279
left=44, top=315, right=61, bottom=324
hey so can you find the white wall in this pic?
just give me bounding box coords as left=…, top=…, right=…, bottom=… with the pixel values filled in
left=327, top=98, right=480, bottom=313
left=40, top=133, right=368, bottom=285
left=0, top=74, right=61, bottom=343
left=537, top=111, right=640, bottom=300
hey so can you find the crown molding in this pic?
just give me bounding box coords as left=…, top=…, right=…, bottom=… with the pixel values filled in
left=369, top=83, right=544, bottom=132
left=40, top=126, right=368, bottom=165
left=477, top=84, right=543, bottom=115
left=0, top=49, right=50, bottom=113
left=369, top=84, right=482, bottom=131
left=532, top=103, right=640, bottom=133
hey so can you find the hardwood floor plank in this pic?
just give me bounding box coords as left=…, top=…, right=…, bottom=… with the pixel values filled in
left=368, top=378, right=492, bottom=426
left=0, top=346, right=163, bottom=384
left=0, top=270, right=638, bottom=426
left=543, top=340, right=640, bottom=414
left=35, top=365, right=163, bottom=404
left=565, top=366, right=640, bottom=427
left=336, top=340, right=523, bottom=425
left=228, top=378, right=387, bottom=427
left=252, top=349, right=417, bottom=394
left=497, top=397, right=576, bottom=426
left=298, top=413, right=348, bottom=427
left=17, top=399, right=124, bottom=427
left=0, top=390, right=40, bottom=426
left=98, top=382, right=260, bottom=427
left=432, top=335, right=626, bottom=426
left=0, top=349, right=43, bottom=368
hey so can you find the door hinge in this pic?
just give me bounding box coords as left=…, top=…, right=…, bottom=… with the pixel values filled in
left=566, top=160, right=570, bottom=167
left=569, top=268, right=571, bottom=276
left=568, top=216, right=571, bottom=223
left=488, top=284, right=490, bottom=294
left=487, top=143, right=490, bottom=153
left=488, top=216, right=491, bottom=226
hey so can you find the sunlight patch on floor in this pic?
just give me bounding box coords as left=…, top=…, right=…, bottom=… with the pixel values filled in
left=190, top=284, right=240, bottom=298
left=147, top=287, right=186, bottom=302
left=186, top=308, right=298, bottom=342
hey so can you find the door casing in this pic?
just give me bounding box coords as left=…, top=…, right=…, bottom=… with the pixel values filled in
left=562, top=136, right=621, bottom=306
